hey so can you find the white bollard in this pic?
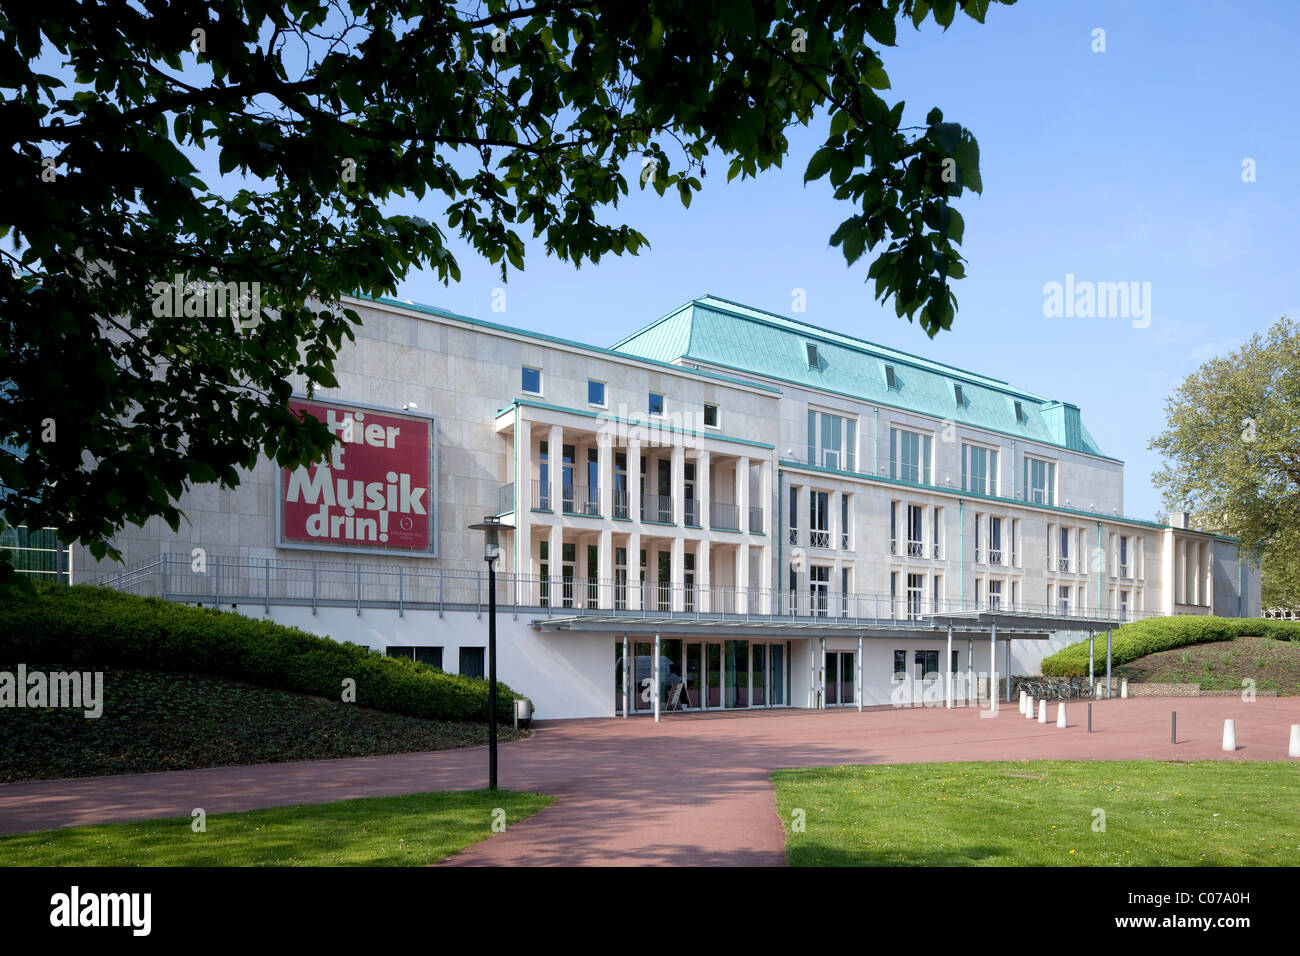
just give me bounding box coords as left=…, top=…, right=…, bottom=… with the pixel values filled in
left=1057, top=702, right=1067, bottom=728
left=1019, top=690, right=1027, bottom=714
left=1025, top=696, right=1035, bottom=720
left=1289, top=724, right=1300, bottom=758
left=1121, top=678, right=1128, bottom=699
left=1038, top=699, right=1048, bottom=723
left=1222, top=719, right=1236, bottom=752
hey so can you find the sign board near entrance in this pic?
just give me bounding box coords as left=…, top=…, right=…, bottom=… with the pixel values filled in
left=276, top=397, right=438, bottom=557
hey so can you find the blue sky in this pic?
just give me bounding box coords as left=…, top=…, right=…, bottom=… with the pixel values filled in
left=385, top=1, right=1299, bottom=523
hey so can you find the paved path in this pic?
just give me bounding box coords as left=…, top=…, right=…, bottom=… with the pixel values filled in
left=2, top=697, right=1298, bottom=865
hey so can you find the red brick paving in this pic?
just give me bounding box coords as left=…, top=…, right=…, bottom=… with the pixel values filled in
left=2, top=697, right=1299, bottom=865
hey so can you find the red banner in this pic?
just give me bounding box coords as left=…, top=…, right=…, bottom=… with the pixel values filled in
left=278, top=399, right=436, bottom=556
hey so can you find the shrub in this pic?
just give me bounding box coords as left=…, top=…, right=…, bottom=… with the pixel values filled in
left=1042, top=616, right=1246, bottom=677
left=0, top=584, right=519, bottom=722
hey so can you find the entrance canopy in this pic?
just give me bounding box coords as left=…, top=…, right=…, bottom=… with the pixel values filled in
left=531, top=614, right=1053, bottom=641
left=931, top=609, right=1123, bottom=633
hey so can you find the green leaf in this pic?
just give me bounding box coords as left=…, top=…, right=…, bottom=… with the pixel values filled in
left=804, top=147, right=836, bottom=183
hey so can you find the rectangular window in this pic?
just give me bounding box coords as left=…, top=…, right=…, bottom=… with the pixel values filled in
left=788, top=485, right=799, bottom=545
left=459, top=646, right=486, bottom=679
left=1014, top=400, right=1028, bottom=424
left=915, top=649, right=939, bottom=681
left=387, top=646, right=442, bottom=669
left=962, top=443, right=999, bottom=496
left=973, top=511, right=981, bottom=563
left=703, top=403, right=718, bottom=428
left=989, top=580, right=1003, bottom=610
left=840, top=493, right=850, bottom=550
left=890, top=500, right=898, bottom=555
left=648, top=392, right=664, bottom=416
left=1059, top=527, right=1070, bottom=572
left=932, top=506, right=942, bottom=558
left=885, top=365, right=898, bottom=390
left=1024, top=456, right=1057, bottom=506
left=1119, top=535, right=1129, bottom=576
left=1059, top=586, right=1071, bottom=615
left=521, top=366, right=542, bottom=395
left=893, top=649, right=907, bottom=677
left=954, top=384, right=965, bottom=407
left=990, top=517, right=1003, bottom=565
left=907, top=504, right=923, bottom=557
left=806, top=342, right=820, bottom=368
left=807, top=409, right=856, bottom=471
left=890, top=427, right=932, bottom=485
left=906, top=572, right=923, bottom=620
left=587, top=380, right=606, bottom=407
left=810, top=491, right=829, bottom=547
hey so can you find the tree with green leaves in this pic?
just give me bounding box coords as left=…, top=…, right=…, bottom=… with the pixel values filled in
left=1149, top=315, right=1300, bottom=609
left=0, top=0, right=1008, bottom=577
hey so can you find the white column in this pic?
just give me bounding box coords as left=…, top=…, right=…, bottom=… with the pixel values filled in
left=548, top=424, right=563, bottom=513
left=698, top=450, right=711, bottom=529
left=514, top=417, right=532, bottom=605
left=670, top=536, right=685, bottom=612
left=628, top=439, right=641, bottom=525
left=856, top=634, right=864, bottom=712
left=737, top=455, right=750, bottom=533
left=737, top=542, right=750, bottom=614
left=945, top=624, right=953, bottom=709
left=967, top=638, right=974, bottom=706
left=598, top=528, right=613, bottom=610
left=760, top=459, right=773, bottom=537
left=628, top=528, right=642, bottom=611
left=653, top=631, right=661, bottom=723
left=671, top=444, right=684, bottom=526
left=989, top=622, right=998, bottom=713
left=819, top=637, right=827, bottom=710
left=548, top=523, right=563, bottom=608
left=622, top=634, right=629, bottom=718
left=699, top=538, right=711, bottom=613
left=598, top=433, right=612, bottom=520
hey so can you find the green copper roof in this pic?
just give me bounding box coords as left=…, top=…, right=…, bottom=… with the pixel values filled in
left=611, top=295, right=1111, bottom=459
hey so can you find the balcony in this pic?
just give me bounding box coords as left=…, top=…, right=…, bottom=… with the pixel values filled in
left=613, top=489, right=630, bottom=520
left=531, top=479, right=551, bottom=512
left=98, top=551, right=1162, bottom=626
left=710, top=501, right=740, bottom=531
left=685, top=499, right=700, bottom=528
left=1058, top=558, right=1071, bottom=573
left=809, top=529, right=830, bottom=548
left=1119, top=563, right=1129, bottom=577
left=562, top=484, right=600, bottom=517
left=989, top=548, right=1002, bottom=565
left=749, top=507, right=764, bottom=535
left=641, top=494, right=674, bottom=524
left=842, top=531, right=850, bottom=550
left=906, top=539, right=923, bottom=558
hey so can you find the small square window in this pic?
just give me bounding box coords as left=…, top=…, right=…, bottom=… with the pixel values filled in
left=885, top=365, right=898, bottom=390
left=649, top=392, right=664, bottom=416
left=588, top=380, right=606, bottom=407
left=521, top=366, right=542, bottom=395
left=703, top=403, right=718, bottom=428
left=459, top=646, right=486, bottom=679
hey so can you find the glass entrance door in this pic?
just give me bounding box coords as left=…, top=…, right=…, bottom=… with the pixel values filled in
left=633, top=641, right=654, bottom=713
left=751, top=643, right=766, bottom=706
left=769, top=644, right=785, bottom=705
left=706, top=643, right=721, bottom=708
left=684, top=642, right=702, bottom=711
left=825, top=651, right=855, bottom=706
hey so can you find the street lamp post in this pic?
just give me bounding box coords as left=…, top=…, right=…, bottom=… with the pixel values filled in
left=468, top=515, right=504, bottom=790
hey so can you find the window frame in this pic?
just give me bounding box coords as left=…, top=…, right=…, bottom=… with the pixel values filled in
left=587, top=379, right=607, bottom=408
left=521, top=365, right=543, bottom=396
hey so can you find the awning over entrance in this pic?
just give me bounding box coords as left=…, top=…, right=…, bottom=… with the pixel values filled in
left=531, top=614, right=1053, bottom=641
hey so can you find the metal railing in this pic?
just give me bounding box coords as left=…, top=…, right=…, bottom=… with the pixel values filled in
left=613, top=489, right=630, bottom=520
left=750, top=507, right=764, bottom=535
left=563, top=484, right=600, bottom=516
left=88, top=552, right=1158, bottom=626
left=907, top=539, right=923, bottom=558
left=641, top=494, right=674, bottom=523
left=809, top=529, right=829, bottom=548
left=531, top=479, right=551, bottom=512
left=710, top=501, right=739, bottom=530
left=685, top=499, right=700, bottom=527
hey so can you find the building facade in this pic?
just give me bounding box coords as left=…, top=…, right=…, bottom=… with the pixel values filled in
left=77, top=294, right=1262, bottom=719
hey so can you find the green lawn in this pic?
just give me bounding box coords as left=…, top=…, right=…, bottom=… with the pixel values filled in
left=0, top=790, right=554, bottom=866
left=773, top=761, right=1300, bottom=866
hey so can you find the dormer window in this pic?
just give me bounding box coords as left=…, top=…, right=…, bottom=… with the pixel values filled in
left=806, top=343, right=820, bottom=369
left=1014, top=400, right=1028, bottom=424
left=885, top=365, right=898, bottom=390
left=954, top=384, right=965, bottom=407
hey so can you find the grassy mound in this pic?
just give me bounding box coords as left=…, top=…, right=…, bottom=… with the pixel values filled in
left=1040, top=615, right=1300, bottom=677
left=0, top=667, right=530, bottom=783
left=0, top=584, right=520, bottom=722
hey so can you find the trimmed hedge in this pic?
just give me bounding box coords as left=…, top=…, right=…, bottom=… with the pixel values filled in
left=0, top=584, right=519, bottom=722
left=1041, top=615, right=1300, bottom=677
